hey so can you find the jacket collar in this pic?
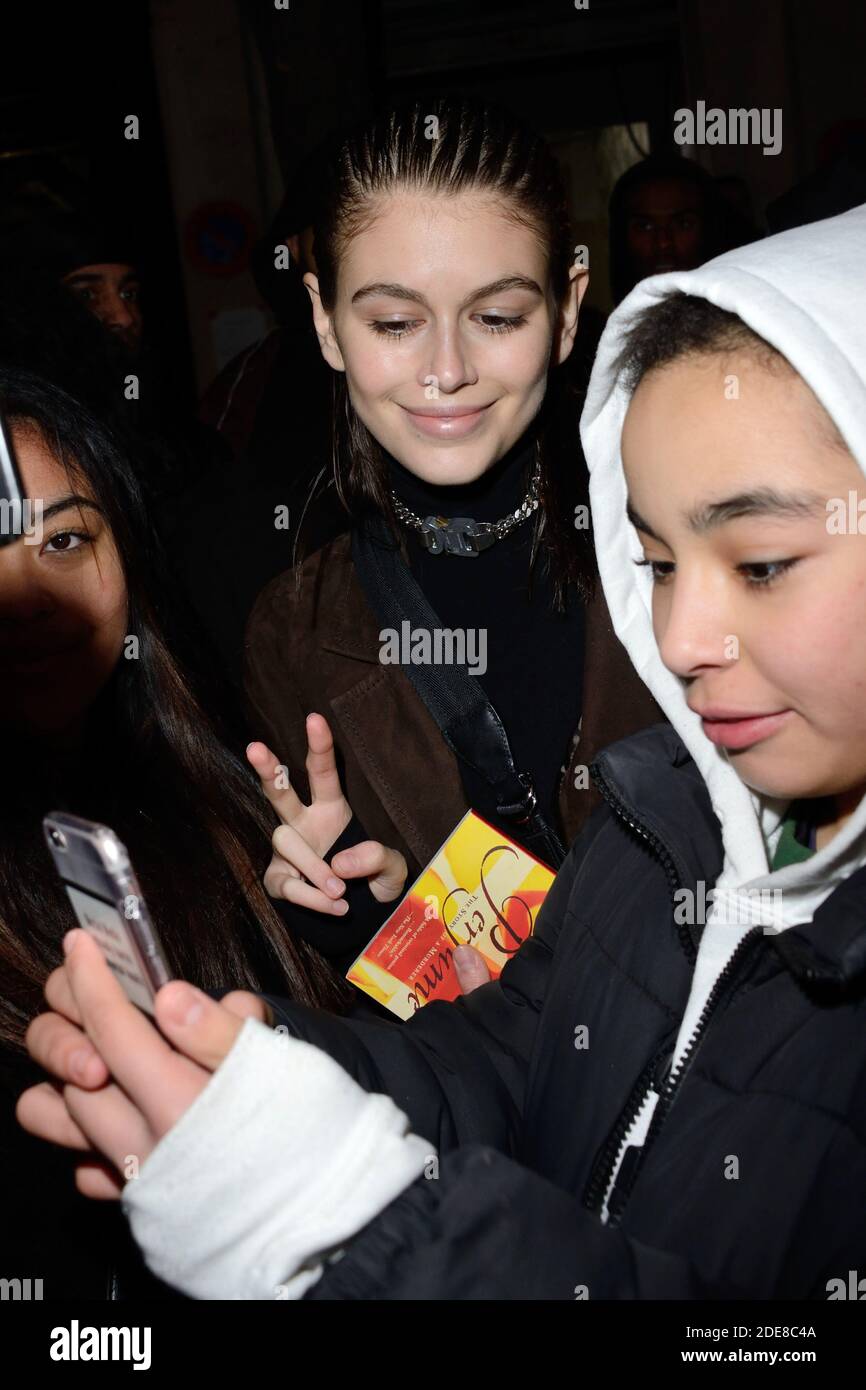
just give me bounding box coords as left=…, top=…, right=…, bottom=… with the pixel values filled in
left=593, top=725, right=866, bottom=995
left=773, top=867, right=866, bottom=998
left=317, top=533, right=382, bottom=664
left=592, top=724, right=724, bottom=901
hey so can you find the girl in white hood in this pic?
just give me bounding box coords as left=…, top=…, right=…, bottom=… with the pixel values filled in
left=18, top=204, right=866, bottom=1301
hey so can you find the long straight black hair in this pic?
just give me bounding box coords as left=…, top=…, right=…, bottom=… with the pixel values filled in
left=308, top=96, right=596, bottom=607
left=0, top=368, right=350, bottom=1050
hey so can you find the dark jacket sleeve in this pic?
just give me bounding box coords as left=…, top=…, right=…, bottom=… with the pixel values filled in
left=304, top=1145, right=734, bottom=1300
left=259, top=810, right=605, bottom=1154
left=242, top=573, right=400, bottom=965
left=243, top=572, right=310, bottom=785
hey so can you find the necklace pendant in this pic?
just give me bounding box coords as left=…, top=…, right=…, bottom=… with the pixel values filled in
left=393, top=460, right=540, bottom=554
left=419, top=517, right=448, bottom=554
left=420, top=515, right=485, bottom=556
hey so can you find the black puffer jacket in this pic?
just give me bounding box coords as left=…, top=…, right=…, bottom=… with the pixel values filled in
left=259, top=724, right=866, bottom=1300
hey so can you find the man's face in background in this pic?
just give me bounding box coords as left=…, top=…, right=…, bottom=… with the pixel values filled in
left=62, top=262, right=143, bottom=352
left=624, top=178, right=706, bottom=281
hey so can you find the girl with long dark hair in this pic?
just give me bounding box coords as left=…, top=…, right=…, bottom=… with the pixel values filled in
left=0, top=367, right=349, bottom=1296
left=0, top=367, right=348, bottom=1041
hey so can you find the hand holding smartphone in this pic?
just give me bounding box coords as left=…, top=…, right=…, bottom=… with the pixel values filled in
left=44, top=812, right=172, bottom=1015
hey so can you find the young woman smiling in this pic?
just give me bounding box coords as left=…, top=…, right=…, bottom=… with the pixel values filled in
left=243, top=98, right=659, bottom=963
left=0, top=368, right=350, bottom=1298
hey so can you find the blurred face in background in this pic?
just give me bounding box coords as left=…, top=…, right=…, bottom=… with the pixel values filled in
left=625, top=178, right=706, bottom=281
left=61, top=262, right=143, bottom=351
left=0, top=423, right=127, bottom=742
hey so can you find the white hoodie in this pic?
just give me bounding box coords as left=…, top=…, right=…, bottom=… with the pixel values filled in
left=124, top=204, right=866, bottom=1295
left=581, top=201, right=866, bottom=1215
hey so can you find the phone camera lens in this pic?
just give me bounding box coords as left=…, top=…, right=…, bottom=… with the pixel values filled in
left=49, top=829, right=67, bottom=850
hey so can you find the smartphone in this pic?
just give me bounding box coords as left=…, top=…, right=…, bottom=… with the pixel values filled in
left=0, top=406, right=27, bottom=549
left=43, top=812, right=172, bottom=1014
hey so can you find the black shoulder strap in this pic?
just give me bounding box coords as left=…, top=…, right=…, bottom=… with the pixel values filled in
left=352, top=516, right=566, bottom=868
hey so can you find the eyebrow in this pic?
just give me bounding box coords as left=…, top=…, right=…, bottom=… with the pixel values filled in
left=35, top=495, right=104, bottom=523
left=350, top=275, right=544, bottom=310
left=626, top=488, right=825, bottom=542
left=627, top=203, right=701, bottom=219
left=65, top=272, right=139, bottom=286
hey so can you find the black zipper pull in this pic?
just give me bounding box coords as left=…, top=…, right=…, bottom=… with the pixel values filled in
left=608, top=928, right=765, bottom=1227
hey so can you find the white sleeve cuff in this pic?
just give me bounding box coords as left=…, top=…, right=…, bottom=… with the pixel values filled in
left=122, top=1017, right=436, bottom=1300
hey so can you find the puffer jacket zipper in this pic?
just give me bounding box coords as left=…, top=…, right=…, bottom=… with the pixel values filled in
left=581, top=1034, right=677, bottom=1214
left=590, top=762, right=695, bottom=961
left=580, top=762, right=689, bottom=1214
left=603, top=925, right=764, bottom=1227
left=583, top=761, right=764, bottom=1224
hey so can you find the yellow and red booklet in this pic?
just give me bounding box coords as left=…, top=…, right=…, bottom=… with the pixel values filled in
left=346, top=810, right=555, bottom=1019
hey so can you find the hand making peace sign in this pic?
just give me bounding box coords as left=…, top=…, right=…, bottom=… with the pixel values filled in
left=246, top=712, right=409, bottom=915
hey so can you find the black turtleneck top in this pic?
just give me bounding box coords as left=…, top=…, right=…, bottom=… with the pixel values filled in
left=387, top=428, right=584, bottom=829
left=276, top=427, right=586, bottom=974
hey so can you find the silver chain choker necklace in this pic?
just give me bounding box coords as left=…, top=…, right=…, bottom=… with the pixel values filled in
left=390, top=460, right=541, bottom=557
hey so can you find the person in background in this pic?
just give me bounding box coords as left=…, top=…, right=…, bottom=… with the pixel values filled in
left=199, top=148, right=333, bottom=467
left=61, top=258, right=142, bottom=354
left=0, top=210, right=226, bottom=506
left=766, top=122, right=866, bottom=232
left=0, top=368, right=349, bottom=1299
left=1, top=210, right=144, bottom=355
left=714, top=173, right=762, bottom=249
left=166, top=151, right=345, bottom=686
left=608, top=154, right=724, bottom=304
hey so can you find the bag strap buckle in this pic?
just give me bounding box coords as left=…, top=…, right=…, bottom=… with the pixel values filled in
left=497, top=773, right=538, bottom=824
